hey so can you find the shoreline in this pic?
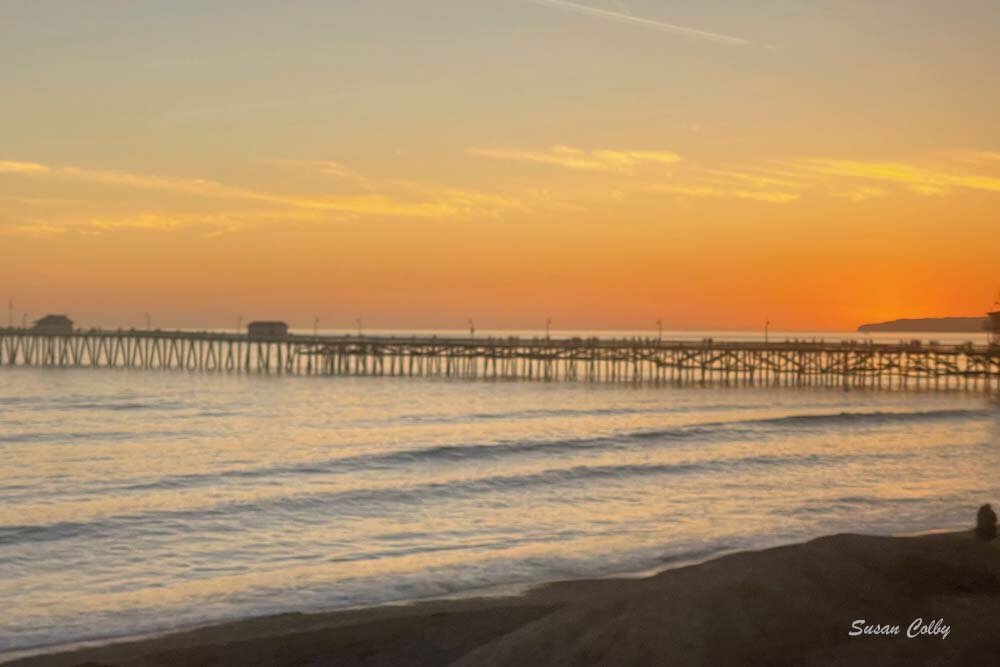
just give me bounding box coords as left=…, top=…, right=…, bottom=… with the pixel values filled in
left=2, top=526, right=963, bottom=663
left=8, top=529, right=1000, bottom=666
left=0, top=530, right=826, bottom=664
left=0, top=540, right=743, bottom=664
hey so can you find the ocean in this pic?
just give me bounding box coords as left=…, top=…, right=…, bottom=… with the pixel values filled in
left=2, top=332, right=998, bottom=659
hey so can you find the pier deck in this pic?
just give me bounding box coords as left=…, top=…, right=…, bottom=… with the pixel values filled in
left=1, top=328, right=998, bottom=392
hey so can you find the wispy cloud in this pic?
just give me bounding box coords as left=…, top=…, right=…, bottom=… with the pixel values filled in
left=697, top=168, right=810, bottom=190
left=466, top=146, right=1000, bottom=204
left=941, top=150, right=1000, bottom=165
left=389, top=180, right=524, bottom=212
left=2, top=212, right=253, bottom=238
left=0, top=160, right=49, bottom=174
left=261, top=159, right=375, bottom=190
left=1, top=159, right=523, bottom=223
left=785, top=158, right=1000, bottom=196
left=832, top=186, right=888, bottom=202
left=7, top=149, right=1000, bottom=239
left=528, top=0, right=750, bottom=46
left=654, top=183, right=799, bottom=204
left=469, top=145, right=681, bottom=171
left=664, top=155, right=1000, bottom=203
left=0, top=220, right=66, bottom=238
left=0, top=193, right=82, bottom=207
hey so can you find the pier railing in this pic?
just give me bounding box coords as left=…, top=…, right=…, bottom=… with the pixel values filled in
left=1, top=328, right=998, bottom=391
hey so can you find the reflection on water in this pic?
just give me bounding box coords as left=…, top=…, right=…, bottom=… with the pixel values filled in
left=1, top=366, right=997, bottom=657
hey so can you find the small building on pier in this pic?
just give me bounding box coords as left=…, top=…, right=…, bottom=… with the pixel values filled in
left=32, top=314, right=73, bottom=335
left=988, top=310, right=1000, bottom=346
left=247, top=321, right=288, bottom=340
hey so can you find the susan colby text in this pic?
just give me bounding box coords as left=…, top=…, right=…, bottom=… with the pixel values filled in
left=849, top=618, right=950, bottom=640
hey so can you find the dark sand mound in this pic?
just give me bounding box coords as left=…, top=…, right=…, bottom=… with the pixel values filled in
left=10, top=531, right=1000, bottom=667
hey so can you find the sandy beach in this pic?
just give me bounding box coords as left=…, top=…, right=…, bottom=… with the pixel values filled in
left=8, top=530, right=1000, bottom=667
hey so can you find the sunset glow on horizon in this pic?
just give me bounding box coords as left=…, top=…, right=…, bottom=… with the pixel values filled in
left=3, top=1, right=998, bottom=332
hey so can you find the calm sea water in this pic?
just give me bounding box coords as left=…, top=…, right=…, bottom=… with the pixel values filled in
left=2, top=345, right=998, bottom=658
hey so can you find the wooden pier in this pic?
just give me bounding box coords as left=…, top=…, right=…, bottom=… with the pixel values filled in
left=1, top=328, right=998, bottom=392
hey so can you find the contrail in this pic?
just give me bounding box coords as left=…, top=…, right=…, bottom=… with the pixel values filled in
left=528, top=0, right=750, bottom=46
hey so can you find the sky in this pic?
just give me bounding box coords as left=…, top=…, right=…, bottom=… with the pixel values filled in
left=2, top=0, right=999, bottom=332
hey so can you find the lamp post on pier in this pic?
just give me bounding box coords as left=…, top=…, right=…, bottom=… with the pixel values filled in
left=656, top=318, right=663, bottom=343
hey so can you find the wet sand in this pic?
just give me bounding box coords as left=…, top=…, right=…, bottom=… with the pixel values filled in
left=9, top=531, right=1000, bottom=666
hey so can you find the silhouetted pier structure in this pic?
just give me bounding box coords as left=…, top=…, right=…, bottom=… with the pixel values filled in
left=2, top=327, right=999, bottom=392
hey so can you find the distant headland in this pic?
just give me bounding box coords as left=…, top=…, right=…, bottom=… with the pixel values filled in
left=857, top=317, right=988, bottom=333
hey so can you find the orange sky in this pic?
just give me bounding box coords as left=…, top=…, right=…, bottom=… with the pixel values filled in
left=2, top=2, right=998, bottom=331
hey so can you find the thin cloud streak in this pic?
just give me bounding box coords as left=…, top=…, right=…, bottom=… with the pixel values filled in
left=2, top=159, right=523, bottom=221
left=469, top=145, right=681, bottom=171
left=787, top=159, right=1000, bottom=196
left=654, top=183, right=799, bottom=204
left=0, top=193, right=81, bottom=207
left=262, top=158, right=376, bottom=190
left=528, top=0, right=750, bottom=46
left=0, top=160, right=49, bottom=174
left=678, top=155, right=1000, bottom=202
